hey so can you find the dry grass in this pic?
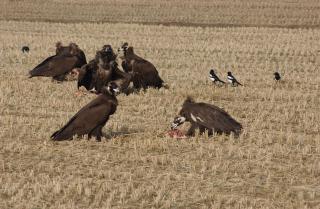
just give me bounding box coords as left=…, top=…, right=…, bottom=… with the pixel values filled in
left=1, top=2, right=320, bottom=209
left=1, top=0, right=320, bottom=28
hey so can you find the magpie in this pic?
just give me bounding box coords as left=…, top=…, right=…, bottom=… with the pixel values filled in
left=227, top=71, right=242, bottom=86
left=274, top=72, right=281, bottom=81
left=22, top=46, right=30, bottom=53
left=209, top=69, right=225, bottom=84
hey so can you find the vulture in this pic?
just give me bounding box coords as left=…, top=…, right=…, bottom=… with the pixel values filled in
left=29, top=42, right=87, bottom=81
left=51, top=82, right=119, bottom=141
left=74, top=45, right=131, bottom=93
left=171, top=97, right=242, bottom=137
left=118, top=42, right=164, bottom=89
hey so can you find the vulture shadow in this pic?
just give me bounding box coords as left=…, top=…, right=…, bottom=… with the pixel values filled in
left=102, top=128, right=142, bottom=140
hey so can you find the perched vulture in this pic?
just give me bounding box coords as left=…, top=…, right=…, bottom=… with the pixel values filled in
left=51, top=82, right=119, bottom=141
left=29, top=42, right=87, bottom=81
left=118, top=42, right=164, bottom=89
left=171, top=97, right=242, bottom=137
left=74, top=45, right=131, bottom=93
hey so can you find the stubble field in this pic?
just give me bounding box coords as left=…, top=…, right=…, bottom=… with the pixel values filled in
left=0, top=1, right=320, bottom=209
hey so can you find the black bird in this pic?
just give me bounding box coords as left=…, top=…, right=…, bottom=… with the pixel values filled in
left=274, top=72, right=281, bottom=81
left=209, top=69, right=225, bottom=84
left=22, top=46, right=29, bottom=53
left=227, top=71, right=242, bottom=86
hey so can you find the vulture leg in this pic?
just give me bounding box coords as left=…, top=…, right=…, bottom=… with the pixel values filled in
left=186, top=123, right=197, bottom=136
left=89, top=124, right=104, bottom=142
left=198, top=125, right=214, bottom=136
left=52, top=74, right=66, bottom=82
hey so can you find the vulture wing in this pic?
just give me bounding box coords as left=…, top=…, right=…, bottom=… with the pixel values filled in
left=29, top=55, right=79, bottom=77
left=121, top=61, right=130, bottom=73
left=32, top=55, right=56, bottom=70
left=186, top=103, right=242, bottom=134
left=111, top=67, right=132, bottom=91
left=132, top=61, right=163, bottom=88
left=77, top=67, right=93, bottom=90
left=51, top=95, right=117, bottom=141
left=77, top=61, right=97, bottom=90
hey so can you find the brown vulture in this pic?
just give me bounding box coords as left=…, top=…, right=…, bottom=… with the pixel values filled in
left=171, top=97, right=242, bottom=137
left=51, top=82, right=119, bottom=141
left=29, top=42, right=87, bottom=81
left=74, top=45, right=131, bottom=93
left=118, top=42, right=164, bottom=89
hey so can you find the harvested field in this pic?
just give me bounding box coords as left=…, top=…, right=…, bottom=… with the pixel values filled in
left=0, top=1, right=320, bottom=208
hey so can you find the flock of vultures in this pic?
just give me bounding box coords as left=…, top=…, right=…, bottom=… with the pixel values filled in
left=25, top=42, right=279, bottom=141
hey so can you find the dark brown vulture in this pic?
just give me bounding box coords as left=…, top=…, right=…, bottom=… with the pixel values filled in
left=118, top=42, right=164, bottom=89
left=74, top=45, right=131, bottom=94
left=171, top=97, right=242, bottom=137
left=51, top=82, right=119, bottom=141
left=29, top=42, right=87, bottom=81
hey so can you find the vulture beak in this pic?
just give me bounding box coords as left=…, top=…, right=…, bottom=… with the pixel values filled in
left=89, top=87, right=97, bottom=94
left=113, top=87, right=120, bottom=95
left=171, top=122, right=178, bottom=130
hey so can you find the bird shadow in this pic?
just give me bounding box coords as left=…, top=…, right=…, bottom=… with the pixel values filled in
left=102, top=127, right=142, bottom=140
left=122, top=86, right=140, bottom=95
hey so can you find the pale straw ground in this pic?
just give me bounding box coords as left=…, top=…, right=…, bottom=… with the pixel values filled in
left=0, top=1, right=320, bottom=209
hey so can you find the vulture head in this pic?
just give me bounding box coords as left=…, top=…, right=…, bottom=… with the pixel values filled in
left=103, top=44, right=113, bottom=53
left=55, top=42, right=87, bottom=61
left=171, top=97, right=194, bottom=129
left=69, top=43, right=83, bottom=56
left=117, top=42, right=129, bottom=59
left=105, top=82, right=120, bottom=96
left=171, top=116, right=186, bottom=130
left=95, top=50, right=112, bottom=69
left=100, top=44, right=117, bottom=62
left=55, top=41, right=73, bottom=55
